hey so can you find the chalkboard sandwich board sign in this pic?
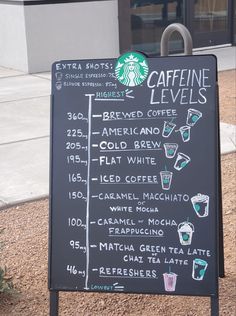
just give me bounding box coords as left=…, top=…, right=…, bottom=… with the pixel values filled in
left=49, top=52, right=220, bottom=311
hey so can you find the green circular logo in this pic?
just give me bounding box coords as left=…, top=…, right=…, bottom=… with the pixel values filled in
left=115, top=52, right=149, bottom=87
left=183, top=233, right=189, bottom=241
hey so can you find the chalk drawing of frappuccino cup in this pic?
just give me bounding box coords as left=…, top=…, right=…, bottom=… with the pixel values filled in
left=177, top=221, right=194, bottom=246
left=186, top=109, right=202, bottom=127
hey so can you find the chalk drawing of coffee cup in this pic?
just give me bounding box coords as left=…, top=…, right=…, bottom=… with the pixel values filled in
left=160, top=171, right=173, bottom=190
left=192, top=258, right=208, bottom=281
left=162, top=121, right=176, bottom=138
left=174, top=152, right=191, bottom=171
left=163, top=143, right=178, bottom=159
left=55, top=72, right=63, bottom=80
left=179, top=126, right=191, bottom=142
left=191, top=193, right=209, bottom=217
left=163, top=272, right=178, bottom=291
left=186, top=109, right=202, bottom=127
left=55, top=81, right=62, bottom=90
left=178, top=221, right=194, bottom=246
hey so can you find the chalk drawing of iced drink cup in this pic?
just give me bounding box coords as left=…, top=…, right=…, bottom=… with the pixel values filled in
left=160, top=170, right=173, bottom=190
left=186, top=109, right=202, bottom=127
left=163, top=143, right=178, bottom=158
left=192, top=258, right=208, bottom=281
left=179, top=125, right=191, bottom=142
left=178, top=221, right=194, bottom=246
left=191, top=193, right=210, bottom=218
left=163, top=270, right=178, bottom=292
left=174, top=152, right=191, bottom=171
left=162, top=121, right=176, bottom=138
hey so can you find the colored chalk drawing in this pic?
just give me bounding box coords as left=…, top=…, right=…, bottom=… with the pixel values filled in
left=163, top=268, right=178, bottom=292
left=186, top=109, right=202, bottom=127
left=192, top=259, right=208, bottom=281
left=115, top=52, right=149, bottom=87
left=163, top=143, right=178, bottom=158
left=162, top=121, right=176, bottom=138
left=177, top=221, right=194, bottom=246
left=160, top=169, right=173, bottom=190
left=174, top=152, right=191, bottom=171
left=178, top=125, right=191, bottom=142
left=191, top=193, right=210, bottom=218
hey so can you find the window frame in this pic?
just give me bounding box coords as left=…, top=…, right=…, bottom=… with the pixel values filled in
left=118, top=0, right=132, bottom=53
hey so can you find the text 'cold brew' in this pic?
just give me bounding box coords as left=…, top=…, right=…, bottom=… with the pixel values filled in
left=49, top=53, right=219, bottom=296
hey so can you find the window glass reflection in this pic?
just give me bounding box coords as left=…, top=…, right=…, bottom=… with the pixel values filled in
left=194, top=0, right=228, bottom=33
left=131, top=0, right=184, bottom=55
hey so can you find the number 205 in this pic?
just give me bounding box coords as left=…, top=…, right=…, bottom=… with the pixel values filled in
left=66, top=142, right=81, bottom=150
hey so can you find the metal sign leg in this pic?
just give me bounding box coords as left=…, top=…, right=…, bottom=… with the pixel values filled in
left=50, top=291, right=59, bottom=316
left=218, top=179, right=225, bottom=278
left=211, top=296, right=219, bottom=316
left=216, top=84, right=225, bottom=278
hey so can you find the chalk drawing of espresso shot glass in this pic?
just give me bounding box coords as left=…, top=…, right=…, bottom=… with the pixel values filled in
left=191, top=193, right=210, bottom=218
left=178, top=221, right=194, bottom=246
left=174, top=152, right=191, bottom=171
left=55, top=81, right=62, bottom=91
left=55, top=72, right=63, bottom=80
left=186, top=109, right=202, bottom=127
left=192, top=258, right=208, bottom=281
left=162, top=121, right=176, bottom=138
left=178, top=125, right=191, bottom=142
left=160, top=170, right=173, bottom=190
left=163, top=143, right=178, bottom=158
left=163, top=270, right=178, bottom=292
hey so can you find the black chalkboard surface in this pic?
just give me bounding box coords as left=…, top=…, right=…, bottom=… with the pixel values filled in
left=49, top=55, right=219, bottom=297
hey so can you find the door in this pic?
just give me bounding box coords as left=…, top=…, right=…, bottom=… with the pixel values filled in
left=188, top=0, right=232, bottom=47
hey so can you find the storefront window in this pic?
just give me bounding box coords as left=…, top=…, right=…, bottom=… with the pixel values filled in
left=194, top=0, right=228, bottom=33
left=118, top=0, right=234, bottom=54
left=130, top=0, right=184, bottom=55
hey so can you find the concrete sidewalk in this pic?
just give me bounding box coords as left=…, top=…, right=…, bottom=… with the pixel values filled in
left=0, top=48, right=235, bottom=209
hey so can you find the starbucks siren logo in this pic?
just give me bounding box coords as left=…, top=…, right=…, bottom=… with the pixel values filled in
left=115, top=52, right=149, bottom=87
